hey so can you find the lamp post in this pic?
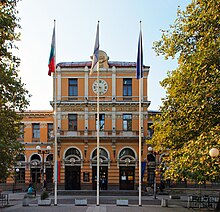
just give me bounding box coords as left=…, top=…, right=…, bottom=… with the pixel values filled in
left=209, top=147, right=220, bottom=211
left=36, top=145, right=51, bottom=190
left=148, top=146, right=157, bottom=199
left=13, top=168, right=19, bottom=193
left=16, top=168, right=19, bottom=182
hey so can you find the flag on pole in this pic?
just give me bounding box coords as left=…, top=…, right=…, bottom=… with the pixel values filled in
left=136, top=28, right=143, bottom=79
left=48, top=23, right=56, bottom=76
left=89, top=21, right=99, bottom=76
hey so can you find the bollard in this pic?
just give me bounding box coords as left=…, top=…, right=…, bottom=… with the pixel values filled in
left=161, top=199, right=168, bottom=207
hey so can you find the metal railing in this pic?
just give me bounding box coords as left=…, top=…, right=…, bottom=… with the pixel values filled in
left=0, top=194, right=9, bottom=207
left=187, top=195, right=218, bottom=210
left=57, top=130, right=141, bottom=138
left=50, top=95, right=150, bottom=104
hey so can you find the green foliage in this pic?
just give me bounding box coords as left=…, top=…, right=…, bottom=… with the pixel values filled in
left=0, top=0, right=30, bottom=180
left=152, top=0, right=220, bottom=184
left=40, top=191, right=49, bottom=200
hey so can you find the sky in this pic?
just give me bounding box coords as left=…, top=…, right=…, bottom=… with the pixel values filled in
left=17, top=0, right=191, bottom=111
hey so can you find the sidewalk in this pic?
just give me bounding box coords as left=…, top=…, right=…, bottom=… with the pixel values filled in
left=1, top=204, right=201, bottom=212
left=1, top=192, right=209, bottom=212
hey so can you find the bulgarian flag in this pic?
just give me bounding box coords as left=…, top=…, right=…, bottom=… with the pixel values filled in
left=48, top=23, right=56, bottom=76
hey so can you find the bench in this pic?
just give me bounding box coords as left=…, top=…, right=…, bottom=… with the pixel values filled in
left=116, top=199, right=129, bottom=206
left=23, top=193, right=36, bottom=206
left=187, top=195, right=218, bottom=210
left=24, top=193, right=35, bottom=198
left=75, top=199, right=87, bottom=206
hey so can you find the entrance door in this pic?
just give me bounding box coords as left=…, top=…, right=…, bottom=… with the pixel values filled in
left=147, top=167, right=155, bottom=187
left=92, top=166, right=108, bottom=190
left=65, top=166, right=81, bottom=190
left=119, top=166, right=135, bottom=190
left=46, top=168, right=53, bottom=183
left=31, top=168, right=41, bottom=190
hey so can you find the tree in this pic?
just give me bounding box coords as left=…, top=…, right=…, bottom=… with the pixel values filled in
left=152, top=0, right=220, bottom=185
left=0, top=0, right=29, bottom=181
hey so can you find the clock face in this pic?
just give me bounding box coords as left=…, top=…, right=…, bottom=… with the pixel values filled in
left=92, top=79, right=108, bottom=95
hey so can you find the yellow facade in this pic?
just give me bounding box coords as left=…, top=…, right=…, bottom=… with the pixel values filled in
left=10, top=50, right=160, bottom=191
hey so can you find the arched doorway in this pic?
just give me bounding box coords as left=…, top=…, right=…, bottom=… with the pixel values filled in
left=15, top=154, right=26, bottom=184
left=118, top=147, right=136, bottom=190
left=91, top=147, right=110, bottom=190
left=64, top=147, right=82, bottom=190
left=45, top=154, right=53, bottom=189
left=147, top=153, right=156, bottom=187
left=30, top=154, right=41, bottom=189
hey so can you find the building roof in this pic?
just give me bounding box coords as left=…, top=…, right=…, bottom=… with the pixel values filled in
left=57, top=61, right=149, bottom=69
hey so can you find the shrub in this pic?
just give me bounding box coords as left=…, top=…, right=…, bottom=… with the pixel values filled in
left=40, top=191, right=49, bottom=200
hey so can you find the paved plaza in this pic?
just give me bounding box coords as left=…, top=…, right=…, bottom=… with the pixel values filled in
left=1, top=204, right=202, bottom=212
left=0, top=192, right=210, bottom=212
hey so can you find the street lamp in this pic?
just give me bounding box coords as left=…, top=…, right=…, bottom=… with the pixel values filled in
left=13, top=168, right=19, bottom=193
left=36, top=145, right=51, bottom=190
left=209, top=148, right=219, bottom=157
left=148, top=146, right=157, bottom=199
left=16, top=168, right=19, bottom=181
left=209, top=147, right=220, bottom=211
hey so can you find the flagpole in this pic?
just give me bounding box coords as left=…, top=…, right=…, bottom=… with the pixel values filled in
left=137, top=20, right=143, bottom=207
left=139, top=77, right=142, bottom=206
left=96, top=61, right=100, bottom=206
left=54, top=68, right=58, bottom=206
left=89, top=21, right=100, bottom=206
left=53, top=19, right=58, bottom=206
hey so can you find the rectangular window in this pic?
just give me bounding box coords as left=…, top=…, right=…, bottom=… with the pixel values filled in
left=123, top=78, right=132, bottom=96
left=19, top=123, right=24, bottom=139
left=69, top=79, right=78, bottom=96
left=96, top=114, right=105, bottom=131
left=68, top=114, right=77, bottom=131
left=148, top=123, right=154, bottom=138
left=47, top=123, right=53, bottom=138
left=123, top=114, right=132, bottom=131
left=32, top=123, right=40, bottom=138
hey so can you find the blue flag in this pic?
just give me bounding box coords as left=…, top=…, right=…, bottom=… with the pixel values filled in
left=136, top=29, right=143, bottom=79
left=90, top=22, right=99, bottom=76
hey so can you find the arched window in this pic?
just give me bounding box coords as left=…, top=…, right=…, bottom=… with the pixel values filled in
left=92, top=148, right=108, bottom=158
left=147, top=154, right=155, bottom=162
left=31, top=154, right=41, bottom=161
left=17, top=154, right=25, bottom=161
left=46, top=154, right=53, bottom=162
left=118, top=148, right=136, bottom=166
left=65, top=148, right=81, bottom=158
left=64, top=147, right=82, bottom=166
left=91, top=148, right=110, bottom=166
left=119, top=148, right=135, bottom=159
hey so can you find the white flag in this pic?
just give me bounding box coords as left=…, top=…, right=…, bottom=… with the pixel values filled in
left=90, top=22, right=99, bottom=75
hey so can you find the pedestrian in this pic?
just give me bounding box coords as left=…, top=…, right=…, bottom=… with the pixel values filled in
left=28, top=179, right=33, bottom=189
left=101, top=177, right=106, bottom=190
left=27, top=179, right=36, bottom=196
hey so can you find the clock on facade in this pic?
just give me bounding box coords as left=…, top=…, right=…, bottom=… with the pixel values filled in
left=92, top=79, right=108, bottom=95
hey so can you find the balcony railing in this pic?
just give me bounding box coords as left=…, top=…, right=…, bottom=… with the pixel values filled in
left=52, top=96, right=150, bottom=103
left=57, top=130, right=144, bottom=138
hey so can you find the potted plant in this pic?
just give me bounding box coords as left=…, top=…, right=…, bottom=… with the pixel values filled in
left=38, top=191, right=51, bottom=206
